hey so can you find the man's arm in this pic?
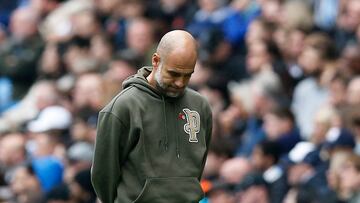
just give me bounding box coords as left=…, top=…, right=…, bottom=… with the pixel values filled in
left=91, top=112, right=126, bottom=203
left=198, top=107, right=213, bottom=181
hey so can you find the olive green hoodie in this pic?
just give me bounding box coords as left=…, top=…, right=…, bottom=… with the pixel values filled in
left=91, top=67, right=212, bottom=203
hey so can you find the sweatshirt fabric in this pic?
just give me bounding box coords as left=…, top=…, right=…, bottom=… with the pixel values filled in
left=91, top=66, right=213, bottom=203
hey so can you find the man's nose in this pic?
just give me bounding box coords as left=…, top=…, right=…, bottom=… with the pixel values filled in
left=174, top=78, right=185, bottom=88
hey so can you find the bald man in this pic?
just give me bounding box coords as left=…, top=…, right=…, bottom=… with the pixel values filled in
left=91, top=30, right=212, bottom=203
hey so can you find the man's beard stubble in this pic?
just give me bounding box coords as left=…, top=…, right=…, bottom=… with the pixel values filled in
left=154, top=66, right=182, bottom=98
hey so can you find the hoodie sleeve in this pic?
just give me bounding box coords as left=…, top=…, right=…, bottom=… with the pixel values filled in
left=91, top=111, right=126, bottom=203
left=198, top=105, right=213, bottom=181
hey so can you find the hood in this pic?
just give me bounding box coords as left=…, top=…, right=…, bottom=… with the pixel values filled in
left=122, top=66, right=162, bottom=98
left=123, top=66, right=186, bottom=100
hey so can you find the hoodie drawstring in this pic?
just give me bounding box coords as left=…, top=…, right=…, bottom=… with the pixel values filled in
left=175, top=110, right=180, bottom=158
left=161, top=96, right=180, bottom=158
left=162, top=96, right=168, bottom=151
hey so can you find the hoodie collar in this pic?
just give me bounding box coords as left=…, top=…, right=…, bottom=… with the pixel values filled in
left=123, top=66, right=186, bottom=100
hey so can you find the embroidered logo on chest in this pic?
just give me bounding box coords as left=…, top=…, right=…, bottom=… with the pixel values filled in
left=182, top=108, right=201, bottom=143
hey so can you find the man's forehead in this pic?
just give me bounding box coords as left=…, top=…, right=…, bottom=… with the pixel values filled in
left=167, top=66, right=194, bottom=74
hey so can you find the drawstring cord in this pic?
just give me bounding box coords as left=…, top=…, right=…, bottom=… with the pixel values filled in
left=176, top=109, right=180, bottom=158
left=162, top=96, right=168, bottom=151
left=162, top=96, right=180, bottom=158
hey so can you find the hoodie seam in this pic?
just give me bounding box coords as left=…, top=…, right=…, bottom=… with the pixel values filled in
left=99, top=111, right=126, bottom=127
left=108, top=86, right=133, bottom=112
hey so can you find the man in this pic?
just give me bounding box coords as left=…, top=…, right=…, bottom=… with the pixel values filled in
left=0, top=7, right=44, bottom=100
left=91, top=30, right=213, bottom=203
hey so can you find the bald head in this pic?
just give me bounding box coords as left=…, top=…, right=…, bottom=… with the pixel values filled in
left=10, top=7, right=39, bottom=39
left=156, top=30, right=197, bottom=61
left=148, top=30, right=198, bottom=97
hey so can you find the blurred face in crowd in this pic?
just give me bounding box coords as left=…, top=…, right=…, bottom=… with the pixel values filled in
left=261, top=0, right=281, bottom=23
left=246, top=20, right=270, bottom=45
left=329, top=78, right=347, bottom=107
left=263, top=112, right=291, bottom=140
left=0, top=26, right=6, bottom=44
left=73, top=73, right=105, bottom=110
left=287, top=163, right=314, bottom=186
left=218, top=104, right=243, bottom=135
left=72, top=11, right=100, bottom=38
left=251, top=146, right=272, bottom=172
left=10, top=166, right=42, bottom=202
left=95, top=0, right=122, bottom=14
left=327, top=150, right=351, bottom=192
left=105, top=59, right=136, bottom=83
left=32, top=133, right=56, bottom=157
left=121, top=0, right=145, bottom=19
left=298, top=46, right=323, bottom=76
left=340, top=45, right=360, bottom=76
left=311, top=108, right=333, bottom=145
left=71, top=119, right=96, bottom=143
left=34, top=81, right=58, bottom=110
left=208, top=189, right=235, bottom=203
left=286, top=29, right=306, bottom=60
left=203, top=151, right=227, bottom=178
left=346, top=77, right=360, bottom=105
left=10, top=8, right=39, bottom=40
left=90, top=34, right=113, bottom=62
left=40, top=44, right=62, bottom=77
left=198, top=0, right=224, bottom=12
left=236, top=185, right=269, bottom=203
left=219, top=158, right=252, bottom=184
left=343, top=0, right=360, bottom=31
left=161, top=0, right=186, bottom=12
left=30, top=0, right=59, bottom=15
left=0, top=134, right=26, bottom=167
left=339, top=158, right=360, bottom=194
left=246, top=40, right=270, bottom=74
left=127, top=19, right=154, bottom=55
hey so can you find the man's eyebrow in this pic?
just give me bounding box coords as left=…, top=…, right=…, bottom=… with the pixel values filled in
left=168, top=69, right=194, bottom=75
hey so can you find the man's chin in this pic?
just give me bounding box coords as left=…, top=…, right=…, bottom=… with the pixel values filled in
left=165, top=91, right=182, bottom=98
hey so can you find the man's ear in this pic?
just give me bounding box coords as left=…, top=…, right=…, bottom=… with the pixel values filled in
left=152, top=53, right=161, bottom=68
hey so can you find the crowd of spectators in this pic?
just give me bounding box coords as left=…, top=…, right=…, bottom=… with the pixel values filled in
left=0, top=0, right=360, bottom=202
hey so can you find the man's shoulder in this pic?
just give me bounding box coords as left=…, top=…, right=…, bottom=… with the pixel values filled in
left=185, top=88, right=211, bottom=113
left=186, top=88, right=205, bottom=100
left=101, top=86, right=139, bottom=113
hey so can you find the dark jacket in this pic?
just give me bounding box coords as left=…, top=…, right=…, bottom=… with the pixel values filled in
left=91, top=67, right=213, bottom=203
left=0, top=35, right=44, bottom=100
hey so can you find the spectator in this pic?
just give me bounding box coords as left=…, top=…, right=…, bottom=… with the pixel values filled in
left=251, top=140, right=287, bottom=203
left=69, top=169, right=96, bottom=203
left=10, top=164, right=43, bottom=203
left=0, top=7, right=44, bottom=100
left=339, top=153, right=360, bottom=203
left=0, top=133, right=27, bottom=186
left=120, top=18, right=156, bottom=67
left=292, top=33, right=334, bottom=139
left=263, top=106, right=301, bottom=155
left=219, top=157, right=252, bottom=184
left=346, top=76, right=360, bottom=106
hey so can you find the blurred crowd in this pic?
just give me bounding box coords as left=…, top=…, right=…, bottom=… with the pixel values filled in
left=0, top=0, right=360, bottom=203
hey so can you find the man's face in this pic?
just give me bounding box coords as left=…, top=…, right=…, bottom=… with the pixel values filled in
left=154, top=54, right=195, bottom=97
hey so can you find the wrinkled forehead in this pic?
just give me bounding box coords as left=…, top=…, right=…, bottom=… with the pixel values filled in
left=166, top=66, right=195, bottom=75
left=162, top=51, right=197, bottom=72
